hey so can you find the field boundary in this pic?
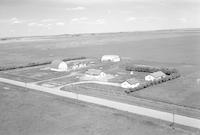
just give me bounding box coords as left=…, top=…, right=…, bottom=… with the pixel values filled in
left=0, top=57, right=86, bottom=71
left=0, top=77, right=200, bottom=129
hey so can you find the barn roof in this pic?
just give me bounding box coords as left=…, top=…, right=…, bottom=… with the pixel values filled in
left=51, top=59, right=65, bottom=69
left=101, top=55, right=120, bottom=58
left=150, top=71, right=166, bottom=78
left=126, top=78, right=139, bottom=85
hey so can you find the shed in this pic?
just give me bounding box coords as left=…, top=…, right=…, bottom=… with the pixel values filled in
left=145, top=71, right=166, bottom=81
left=85, top=69, right=106, bottom=77
left=121, top=78, right=140, bottom=88
left=101, top=55, right=120, bottom=62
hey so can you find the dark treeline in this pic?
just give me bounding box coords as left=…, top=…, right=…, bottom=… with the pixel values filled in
left=125, top=64, right=181, bottom=94
left=0, top=57, right=86, bottom=71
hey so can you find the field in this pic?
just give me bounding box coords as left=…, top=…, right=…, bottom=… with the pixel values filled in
left=0, top=29, right=200, bottom=133
left=1, top=82, right=197, bottom=135
left=132, top=70, right=200, bottom=109
left=0, top=30, right=200, bottom=67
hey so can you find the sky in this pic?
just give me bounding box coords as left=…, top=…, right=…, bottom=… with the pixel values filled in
left=0, top=0, right=200, bottom=37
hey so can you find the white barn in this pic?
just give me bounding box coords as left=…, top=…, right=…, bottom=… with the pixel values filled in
left=145, top=71, right=166, bottom=81
left=101, top=55, right=120, bottom=62
left=121, top=78, right=140, bottom=89
left=50, top=60, right=68, bottom=72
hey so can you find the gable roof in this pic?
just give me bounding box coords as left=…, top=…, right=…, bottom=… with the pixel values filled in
left=126, top=78, right=139, bottom=85
left=86, top=69, right=102, bottom=75
left=150, top=71, right=166, bottom=78
left=102, top=55, right=119, bottom=58
left=101, top=55, right=120, bottom=60
left=51, top=59, right=64, bottom=69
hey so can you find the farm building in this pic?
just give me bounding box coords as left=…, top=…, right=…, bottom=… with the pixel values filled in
left=85, top=69, right=106, bottom=78
left=121, top=78, right=140, bottom=88
left=145, top=71, right=166, bottom=81
left=101, top=55, right=120, bottom=62
left=72, top=62, right=87, bottom=70
left=50, top=60, right=68, bottom=71
left=66, top=61, right=87, bottom=70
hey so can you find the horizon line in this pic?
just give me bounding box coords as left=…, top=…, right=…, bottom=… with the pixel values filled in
left=1, top=27, right=200, bottom=40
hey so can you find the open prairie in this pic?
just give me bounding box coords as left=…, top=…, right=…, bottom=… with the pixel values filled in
left=0, top=30, right=200, bottom=67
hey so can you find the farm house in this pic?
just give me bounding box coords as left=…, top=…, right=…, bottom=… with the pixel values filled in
left=145, top=71, right=166, bottom=81
left=121, top=78, right=140, bottom=88
left=50, top=60, right=68, bottom=71
left=101, top=55, right=120, bottom=62
left=85, top=69, right=106, bottom=78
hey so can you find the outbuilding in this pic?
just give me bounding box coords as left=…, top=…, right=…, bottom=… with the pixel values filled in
left=121, top=78, right=140, bottom=89
left=101, top=55, right=120, bottom=62
left=145, top=71, right=166, bottom=81
left=50, top=60, right=68, bottom=71
left=85, top=69, right=106, bottom=78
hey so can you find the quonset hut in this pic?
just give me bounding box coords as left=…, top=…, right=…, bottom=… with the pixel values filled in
left=50, top=59, right=68, bottom=71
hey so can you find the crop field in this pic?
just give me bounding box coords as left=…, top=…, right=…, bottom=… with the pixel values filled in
left=0, top=30, right=200, bottom=67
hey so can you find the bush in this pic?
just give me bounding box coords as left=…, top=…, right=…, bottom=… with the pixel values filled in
left=125, top=69, right=181, bottom=94
left=125, top=64, right=180, bottom=75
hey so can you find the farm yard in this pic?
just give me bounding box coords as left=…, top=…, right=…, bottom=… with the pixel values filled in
left=0, top=57, right=143, bottom=86
left=0, top=54, right=199, bottom=112
left=1, top=0, right=200, bottom=133
left=0, top=30, right=200, bottom=133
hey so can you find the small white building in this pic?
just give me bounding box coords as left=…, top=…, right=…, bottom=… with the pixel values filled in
left=145, top=71, right=166, bottom=81
left=101, top=55, right=120, bottom=62
left=121, top=78, right=140, bottom=89
left=50, top=60, right=68, bottom=71
left=71, top=62, right=87, bottom=70
left=85, top=69, right=106, bottom=78
left=130, top=71, right=134, bottom=75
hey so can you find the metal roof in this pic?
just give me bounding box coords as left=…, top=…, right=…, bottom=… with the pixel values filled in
left=150, top=71, right=166, bottom=78
left=51, top=59, right=65, bottom=68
